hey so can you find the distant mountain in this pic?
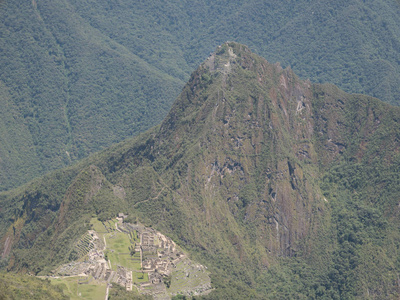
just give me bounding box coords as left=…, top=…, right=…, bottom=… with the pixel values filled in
left=2, top=0, right=400, bottom=191
left=1, top=43, right=400, bottom=299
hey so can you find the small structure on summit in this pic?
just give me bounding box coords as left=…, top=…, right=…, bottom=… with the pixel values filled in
left=118, top=213, right=128, bottom=219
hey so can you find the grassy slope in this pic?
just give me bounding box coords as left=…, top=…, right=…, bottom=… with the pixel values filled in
left=49, top=276, right=106, bottom=300
left=0, top=272, right=68, bottom=300
left=1, top=0, right=400, bottom=191
left=106, top=231, right=140, bottom=271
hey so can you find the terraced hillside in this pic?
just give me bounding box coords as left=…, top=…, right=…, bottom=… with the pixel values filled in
left=50, top=218, right=211, bottom=299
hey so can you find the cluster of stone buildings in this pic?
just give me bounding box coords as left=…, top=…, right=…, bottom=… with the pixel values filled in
left=103, top=266, right=132, bottom=291
left=120, top=221, right=187, bottom=296
left=54, top=215, right=209, bottom=299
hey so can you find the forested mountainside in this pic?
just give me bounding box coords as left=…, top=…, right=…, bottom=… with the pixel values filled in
left=1, top=43, right=400, bottom=299
left=2, top=0, right=400, bottom=190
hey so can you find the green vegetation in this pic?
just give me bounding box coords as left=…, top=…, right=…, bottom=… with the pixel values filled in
left=49, top=276, right=106, bottom=300
left=108, top=284, right=152, bottom=300
left=0, top=0, right=183, bottom=191
left=106, top=232, right=141, bottom=271
left=0, top=272, right=67, bottom=300
left=90, top=218, right=107, bottom=235
left=168, top=260, right=210, bottom=296
left=2, top=43, right=400, bottom=298
left=2, top=0, right=400, bottom=191
left=72, top=233, right=95, bottom=260
left=133, top=272, right=149, bottom=284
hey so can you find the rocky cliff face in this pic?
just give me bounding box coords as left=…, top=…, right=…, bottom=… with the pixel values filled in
left=152, top=42, right=324, bottom=259
left=2, top=42, right=400, bottom=298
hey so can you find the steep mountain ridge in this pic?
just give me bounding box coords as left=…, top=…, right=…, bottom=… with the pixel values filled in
left=1, top=42, right=400, bottom=298
left=153, top=43, right=322, bottom=259
left=2, top=0, right=400, bottom=191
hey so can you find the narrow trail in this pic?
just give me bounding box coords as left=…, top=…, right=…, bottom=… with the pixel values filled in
left=133, top=186, right=166, bottom=208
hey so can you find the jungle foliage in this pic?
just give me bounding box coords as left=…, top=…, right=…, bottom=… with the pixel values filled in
left=0, top=272, right=67, bottom=300
left=1, top=43, right=400, bottom=298
left=2, top=0, right=400, bottom=190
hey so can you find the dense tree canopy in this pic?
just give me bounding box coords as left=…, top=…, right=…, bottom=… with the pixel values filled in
left=1, top=0, right=400, bottom=193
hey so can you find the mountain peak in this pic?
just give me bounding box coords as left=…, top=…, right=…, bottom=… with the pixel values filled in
left=3, top=41, right=400, bottom=298
left=157, top=42, right=308, bottom=154
left=203, top=42, right=282, bottom=77
left=203, top=42, right=247, bottom=74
